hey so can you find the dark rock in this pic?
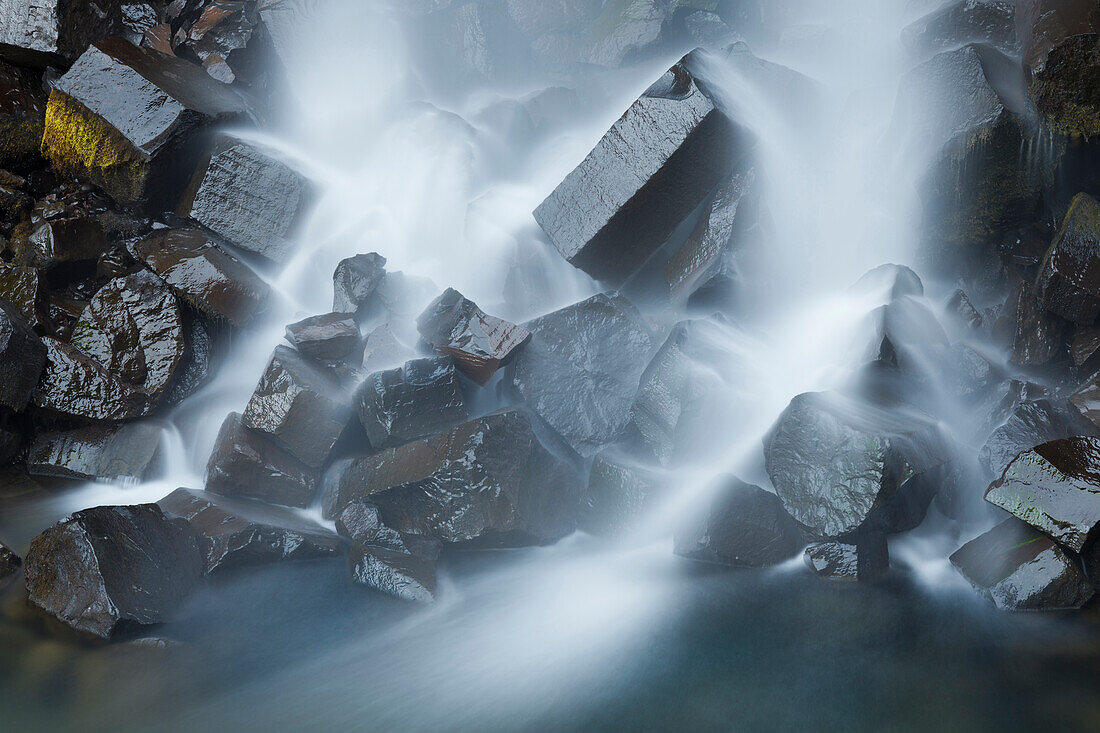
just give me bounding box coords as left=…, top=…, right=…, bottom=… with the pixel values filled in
left=33, top=337, right=152, bottom=421
left=0, top=0, right=126, bottom=67
left=1070, top=373, right=1100, bottom=426
left=332, top=252, right=386, bottom=315
left=864, top=295, right=950, bottom=376
left=354, top=357, right=466, bottom=450
left=0, top=541, right=19, bottom=591
left=1027, top=31, right=1100, bottom=138
left=122, top=3, right=161, bottom=46
left=950, top=517, right=1094, bottom=610
left=0, top=62, right=47, bottom=171
left=533, top=52, right=750, bottom=286
left=177, top=133, right=309, bottom=263
left=361, top=324, right=416, bottom=373
left=804, top=535, right=890, bottom=582
left=416, top=288, right=530, bottom=384
left=1007, top=278, right=1066, bottom=366
left=1017, top=0, right=1099, bottom=74
left=205, top=411, right=319, bottom=509
left=1070, top=325, right=1100, bottom=370
left=42, top=39, right=252, bottom=209
left=128, top=229, right=270, bottom=328
left=1000, top=222, right=1052, bottom=266
left=0, top=298, right=46, bottom=411
left=24, top=504, right=203, bottom=639
left=582, top=448, right=665, bottom=537
left=942, top=343, right=999, bottom=401
left=853, top=263, right=925, bottom=300
left=1037, top=193, right=1100, bottom=324
left=764, top=392, right=949, bottom=539
left=513, top=293, right=653, bottom=458
left=26, top=215, right=108, bottom=270
left=675, top=476, right=804, bottom=568
left=349, top=543, right=439, bottom=603
left=163, top=309, right=219, bottom=406
left=286, top=312, right=359, bottom=362
left=159, top=488, right=342, bottom=575
left=242, top=345, right=351, bottom=468
left=175, top=0, right=263, bottom=85
left=902, top=0, right=1017, bottom=56
left=946, top=288, right=983, bottom=330
left=321, top=408, right=583, bottom=546
left=336, top=499, right=408, bottom=550
left=979, top=398, right=1100, bottom=475
left=28, top=422, right=163, bottom=482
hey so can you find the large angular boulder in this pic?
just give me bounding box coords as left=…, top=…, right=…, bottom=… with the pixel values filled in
left=355, top=356, right=467, bottom=450
left=332, top=253, right=387, bottom=315
left=177, top=133, right=310, bottom=263
left=533, top=52, right=750, bottom=285
left=24, top=504, right=203, bottom=639
left=128, top=229, right=270, bottom=328
left=159, top=488, right=343, bottom=575
left=950, top=517, right=1095, bottom=610
left=28, top=422, right=163, bottom=482
left=1036, top=193, right=1100, bottom=324
left=582, top=448, right=666, bottom=537
left=33, top=337, right=152, bottom=421
left=513, top=293, right=653, bottom=457
left=42, top=39, right=252, bottom=209
left=349, top=541, right=441, bottom=604
left=901, top=0, right=1018, bottom=56
left=675, top=477, right=804, bottom=568
left=0, top=299, right=46, bottom=411
left=979, top=398, right=1100, bottom=475
left=0, top=61, right=47, bottom=170
left=416, top=288, right=530, bottom=384
left=24, top=214, right=109, bottom=270
left=0, top=0, right=126, bottom=67
left=321, top=408, right=583, bottom=546
left=0, top=541, right=19, bottom=591
left=205, top=411, right=319, bottom=508
left=0, top=263, right=50, bottom=331
left=242, top=345, right=351, bottom=468
left=1017, top=0, right=1099, bottom=74
left=285, top=312, right=360, bottom=362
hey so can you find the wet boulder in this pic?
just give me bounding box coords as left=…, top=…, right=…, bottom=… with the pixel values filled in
left=336, top=499, right=409, bottom=549
left=321, top=408, right=583, bottom=546
left=1036, top=193, right=1100, bottom=324
left=582, top=448, right=666, bottom=537
left=513, top=293, right=653, bottom=458
left=1027, top=32, right=1100, bottom=137
left=361, top=324, right=416, bottom=373
left=33, top=337, right=152, bottom=421
left=28, top=422, right=163, bottom=482
left=0, top=542, right=19, bottom=591
left=1017, top=0, right=1099, bottom=74
left=862, top=295, right=950, bottom=376
left=42, top=39, right=252, bottom=209
left=24, top=504, right=203, bottom=639
left=901, top=0, right=1018, bottom=57
left=0, top=62, right=47, bottom=171
left=173, top=0, right=267, bottom=85
left=946, top=288, right=983, bottom=330
left=1070, top=373, right=1100, bottom=426
left=332, top=253, right=386, bottom=315
left=128, top=229, right=270, bottom=328
left=177, top=133, right=309, bottom=263
left=804, top=537, right=890, bottom=582
left=0, top=299, right=46, bottom=411
left=349, top=542, right=440, bottom=604
left=242, top=345, right=351, bottom=468
left=1071, top=325, right=1100, bottom=372
left=0, top=263, right=50, bottom=331
left=942, top=343, right=999, bottom=401
left=416, top=288, right=530, bottom=384
left=25, top=215, right=109, bottom=270
left=979, top=398, right=1099, bottom=475
left=205, top=411, right=319, bottom=509
left=950, top=517, right=1095, bottom=610
left=286, top=312, right=359, bottom=362
left=1006, top=278, right=1067, bottom=366
left=675, top=476, right=804, bottom=568
left=0, top=0, right=126, bottom=67
left=159, top=488, right=343, bottom=575
left=354, top=357, right=467, bottom=450
left=853, top=263, right=925, bottom=301
left=533, top=52, right=750, bottom=286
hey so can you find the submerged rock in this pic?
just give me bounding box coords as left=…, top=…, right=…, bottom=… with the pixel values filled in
left=285, top=312, right=360, bottom=362
left=950, top=517, right=1095, bottom=610
left=0, top=542, right=19, bottom=590
left=205, top=411, right=319, bottom=509
left=0, top=62, right=47, bottom=171
left=942, top=343, right=999, bottom=402
left=979, top=398, right=1099, bottom=475
left=0, top=299, right=46, bottom=411
left=1017, top=0, right=1099, bottom=74
left=533, top=52, right=750, bottom=285
left=582, top=448, right=666, bottom=537
left=416, top=288, right=530, bottom=384
left=24, top=504, right=203, bottom=639
left=513, top=293, right=653, bottom=458
left=355, top=356, right=467, bottom=450
left=28, top=422, right=163, bottom=482
left=1036, top=193, right=1100, bottom=324
left=902, top=0, right=1017, bottom=56
left=332, top=253, right=387, bottom=315
left=1007, top=278, right=1067, bottom=366
left=159, top=488, right=343, bottom=575
left=0, top=0, right=126, bottom=67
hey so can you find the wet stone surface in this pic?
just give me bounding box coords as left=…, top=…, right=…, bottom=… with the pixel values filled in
left=355, top=356, right=467, bottom=450
left=416, top=288, right=530, bottom=384
left=28, top=421, right=163, bottom=482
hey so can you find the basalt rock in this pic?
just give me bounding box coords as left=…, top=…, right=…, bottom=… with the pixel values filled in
left=205, top=411, right=319, bottom=508
left=979, top=398, right=1100, bottom=475
left=533, top=52, right=750, bottom=286
left=159, top=488, right=343, bottom=575
left=1016, top=0, right=1099, bottom=74
left=0, top=542, right=19, bottom=591
left=1071, top=325, right=1100, bottom=371
left=286, top=312, right=360, bottom=362
left=1036, top=193, right=1100, bottom=324
left=1070, top=373, right=1100, bottom=426
left=0, top=0, right=126, bottom=67
left=33, top=337, right=152, bottom=421
left=174, top=0, right=264, bottom=85
left=349, top=543, right=440, bottom=604
left=177, top=133, right=309, bottom=263
left=24, top=504, right=203, bottom=639
left=1007, top=278, right=1067, bottom=366
left=242, top=345, right=351, bottom=468
left=804, top=537, right=890, bottom=582
left=361, top=324, right=416, bottom=373
left=128, top=229, right=270, bottom=328
left=0, top=265, right=48, bottom=334
left=582, top=448, right=666, bottom=537
left=42, top=39, right=252, bottom=209
left=513, top=293, right=653, bottom=458
left=25, top=215, right=109, bottom=270
left=0, top=299, right=46, bottom=411
left=863, top=295, right=951, bottom=376
left=1028, top=32, right=1100, bottom=137
left=950, top=517, right=1095, bottom=610
left=332, top=253, right=387, bottom=315
left=321, top=408, right=583, bottom=546
left=122, top=3, right=161, bottom=46
left=675, top=476, right=804, bottom=568
left=336, top=499, right=408, bottom=549
left=853, top=263, right=925, bottom=300
left=354, top=357, right=467, bottom=450
left=163, top=308, right=220, bottom=406
left=0, top=62, right=46, bottom=171
left=416, top=288, right=530, bottom=384
left=901, top=0, right=1018, bottom=57
left=28, top=422, right=164, bottom=482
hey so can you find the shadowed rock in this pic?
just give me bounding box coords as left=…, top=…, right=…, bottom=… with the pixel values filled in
left=1037, top=193, right=1100, bottom=324
left=979, top=398, right=1100, bottom=475
left=1027, top=31, right=1100, bottom=137
left=902, top=0, right=1017, bottom=57
left=0, top=542, right=18, bottom=591
left=1017, top=0, right=1099, bottom=74
left=159, top=488, right=343, bottom=575
left=33, top=337, right=152, bottom=421
left=25, top=214, right=109, bottom=271
left=0, top=61, right=46, bottom=170
left=1071, top=325, right=1100, bottom=371
left=943, top=343, right=999, bottom=401
left=29, top=422, right=163, bottom=482
left=804, top=537, right=890, bottom=582
left=205, top=411, right=319, bottom=508
left=333, top=253, right=386, bottom=315
left=0, top=263, right=49, bottom=331
left=946, top=288, right=983, bottom=330
left=0, top=0, right=126, bottom=67
left=0, top=299, right=46, bottom=411
left=355, top=356, right=467, bottom=450
left=24, top=504, right=203, bottom=639
left=286, top=312, right=360, bottom=362
left=950, top=517, right=1095, bottom=610
left=1007, top=278, right=1066, bottom=366
left=417, top=288, right=530, bottom=384
left=361, top=324, right=416, bottom=373
left=582, top=448, right=666, bottom=537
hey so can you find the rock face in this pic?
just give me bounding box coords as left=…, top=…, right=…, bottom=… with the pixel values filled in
left=361, top=324, right=416, bottom=373
left=901, top=0, right=1017, bottom=56
left=42, top=39, right=252, bottom=209
left=333, top=253, right=387, bottom=315
left=24, top=504, right=203, bottom=639
left=205, top=412, right=319, bottom=509
left=0, top=61, right=47, bottom=171
left=513, top=293, right=653, bottom=457
left=764, top=392, right=949, bottom=539
left=242, top=345, right=351, bottom=468
left=28, top=422, right=163, bottom=482
left=159, top=488, right=343, bottom=575
left=178, top=134, right=309, bottom=263
left=322, top=409, right=583, bottom=546
left=416, top=288, right=530, bottom=384
left=675, top=477, right=804, bottom=568
left=950, top=517, right=1095, bottom=610
left=128, top=229, right=270, bottom=328
left=1006, top=278, right=1066, bottom=366
left=0, top=299, right=46, bottom=411
left=285, top=312, right=360, bottom=362
left=1036, top=193, right=1100, bottom=324
left=355, top=357, right=467, bottom=450
left=533, top=52, right=750, bottom=285
left=582, top=448, right=665, bottom=537
left=0, top=0, right=126, bottom=67
left=34, top=337, right=152, bottom=421
left=26, top=214, right=109, bottom=271
left=0, top=542, right=19, bottom=590
left=979, top=398, right=1100, bottom=475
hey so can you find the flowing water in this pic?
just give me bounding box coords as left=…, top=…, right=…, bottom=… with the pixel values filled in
left=5, top=1, right=1100, bottom=730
